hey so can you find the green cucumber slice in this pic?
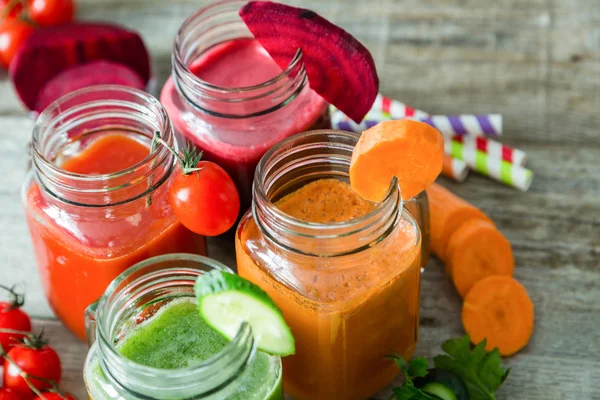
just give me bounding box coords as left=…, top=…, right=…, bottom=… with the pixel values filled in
left=421, top=383, right=458, bottom=400
left=413, top=368, right=469, bottom=400
left=194, top=270, right=295, bottom=356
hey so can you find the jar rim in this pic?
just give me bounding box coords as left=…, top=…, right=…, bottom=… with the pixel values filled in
left=95, top=253, right=256, bottom=382
left=31, top=85, right=176, bottom=208
left=32, top=85, right=169, bottom=183
left=253, top=129, right=401, bottom=232
left=173, top=0, right=304, bottom=94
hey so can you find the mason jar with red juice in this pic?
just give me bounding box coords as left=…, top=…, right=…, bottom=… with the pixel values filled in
left=23, top=86, right=206, bottom=340
left=160, top=0, right=331, bottom=210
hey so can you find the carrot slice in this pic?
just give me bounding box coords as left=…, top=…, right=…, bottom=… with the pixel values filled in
left=426, top=183, right=493, bottom=264
left=350, top=120, right=444, bottom=202
left=462, top=275, right=534, bottom=356
left=446, top=219, right=514, bottom=297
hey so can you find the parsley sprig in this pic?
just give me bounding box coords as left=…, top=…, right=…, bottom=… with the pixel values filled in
left=434, top=335, right=510, bottom=400
left=388, top=335, right=510, bottom=400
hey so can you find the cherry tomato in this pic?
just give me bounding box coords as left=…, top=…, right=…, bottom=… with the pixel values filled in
left=0, top=388, right=23, bottom=400
left=3, top=343, right=61, bottom=396
left=0, top=302, right=32, bottom=351
left=34, top=393, right=75, bottom=400
left=0, top=19, right=34, bottom=69
left=27, top=0, right=74, bottom=27
left=169, top=161, right=240, bottom=236
left=0, top=0, right=23, bottom=20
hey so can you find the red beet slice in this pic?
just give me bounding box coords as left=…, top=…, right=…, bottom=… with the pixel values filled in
left=240, top=1, right=379, bottom=123
left=10, top=22, right=150, bottom=110
left=34, top=61, right=146, bottom=113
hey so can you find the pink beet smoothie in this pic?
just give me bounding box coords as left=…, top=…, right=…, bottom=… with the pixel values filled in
left=160, top=38, right=330, bottom=209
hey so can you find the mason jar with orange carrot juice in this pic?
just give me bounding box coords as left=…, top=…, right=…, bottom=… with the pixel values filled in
left=235, top=130, right=423, bottom=400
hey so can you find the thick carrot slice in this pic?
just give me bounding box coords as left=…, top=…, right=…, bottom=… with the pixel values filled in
left=446, top=219, right=514, bottom=297
left=425, top=183, right=493, bottom=264
left=462, top=275, right=534, bottom=356
left=350, top=120, right=444, bottom=202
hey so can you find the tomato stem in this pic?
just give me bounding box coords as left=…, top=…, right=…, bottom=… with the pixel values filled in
left=151, top=131, right=203, bottom=175
left=0, top=284, right=25, bottom=310
left=0, top=328, right=31, bottom=335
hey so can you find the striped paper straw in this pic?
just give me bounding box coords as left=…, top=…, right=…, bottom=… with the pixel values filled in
left=416, top=114, right=502, bottom=137
left=442, top=154, right=469, bottom=183
left=452, top=135, right=527, bottom=167
left=336, top=95, right=502, bottom=137
left=446, top=140, right=533, bottom=191
left=373, top=94, right=430, bottom=119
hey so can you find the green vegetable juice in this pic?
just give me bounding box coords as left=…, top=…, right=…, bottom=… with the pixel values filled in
left=85, top=299, right=283, bottom=400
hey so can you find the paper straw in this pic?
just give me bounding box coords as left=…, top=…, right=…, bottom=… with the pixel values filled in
left=416, top=114, right=502, bottom=137
left=442, top=154, right=469, bottom=183
left=452, top=135, right=527, bottom=167
left=372, top=94, right=430, bottom=119
left=445, top=140, right=533, bottom=192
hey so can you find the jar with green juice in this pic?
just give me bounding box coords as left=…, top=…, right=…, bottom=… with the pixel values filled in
left=83, top=253, right=283, bottom=400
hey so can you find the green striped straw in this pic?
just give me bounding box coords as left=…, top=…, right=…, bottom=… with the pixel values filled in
left=446, top=140, right=533, bottom=191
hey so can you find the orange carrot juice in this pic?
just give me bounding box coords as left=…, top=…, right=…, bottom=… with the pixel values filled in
left=236, top=178, right=421, bottom=400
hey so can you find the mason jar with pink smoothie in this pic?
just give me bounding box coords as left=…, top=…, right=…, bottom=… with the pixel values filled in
left=160, top=0, right=330, bottom=209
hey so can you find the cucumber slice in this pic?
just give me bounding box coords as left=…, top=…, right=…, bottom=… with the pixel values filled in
left=413, top=369, right=469, bottom=400
left=194, top=271, right=295, bottom=356
left=421, top=383, right=458, bottom=400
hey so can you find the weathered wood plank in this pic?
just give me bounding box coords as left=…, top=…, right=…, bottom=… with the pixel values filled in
left=1, top=0, right=600, bottom=398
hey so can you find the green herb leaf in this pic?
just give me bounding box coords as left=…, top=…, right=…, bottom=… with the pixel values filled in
left=392, top=384, right=437, bottom=400
left=384, top=352, right=407, bottom=370
left=407, top=357, right=429, bottom=378
left=433, top=335, right=510, bottom=400
left=386, top=355, right=437, bottom=400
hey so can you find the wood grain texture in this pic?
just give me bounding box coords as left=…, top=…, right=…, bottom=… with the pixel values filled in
left=1, top=0, right=599, bottom=399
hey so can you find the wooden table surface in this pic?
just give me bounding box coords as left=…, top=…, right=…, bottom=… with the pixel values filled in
left=1, top=0, right=600, bottom=398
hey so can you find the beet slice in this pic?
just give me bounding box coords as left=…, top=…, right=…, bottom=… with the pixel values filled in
left=10, top=22, right=150, bottom=110
left=34, top=61, right=146, bottom=113
left=240, top=2, right=379, bottom=123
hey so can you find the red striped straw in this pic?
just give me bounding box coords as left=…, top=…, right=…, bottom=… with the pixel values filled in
left=452, top=136, right=527, bottom=167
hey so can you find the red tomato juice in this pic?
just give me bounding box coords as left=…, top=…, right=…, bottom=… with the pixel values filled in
left=25, top=134, right=206, bottom=340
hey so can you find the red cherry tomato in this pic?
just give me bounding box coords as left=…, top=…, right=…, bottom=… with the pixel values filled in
left=0, top=0, right=23, bottom=20
left=0, top=19, right=34, bottom=69
left=34, top=393, right=75, bottom=400
left=0, top=302, right=32, bottom=351
left=26, top=0, right=74, bottom=27
left=0, top=388, right=23, bottom=400
left=3, top=344, right=62, bottom=395
left=169, top=161, right=240, bottom=236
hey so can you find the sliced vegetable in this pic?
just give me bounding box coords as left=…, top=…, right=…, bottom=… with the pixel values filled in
left=425, top=183, right=493, bottom=265
left=10, top=22, right=150, bottom=110
left=350, top=120, right=444, bottom=202
left=462, top=276, right=534, bottom=356
left=34, top=60, right=145, bottom=113
left=413, top=368, right=469, bottom=400
left=446, top=220, right=514, bottom=297
left=195, top=270, right=295, bottom=356
left=240, top=1, right=379, bottom=123
left=421, top=382, right=458, bottom=400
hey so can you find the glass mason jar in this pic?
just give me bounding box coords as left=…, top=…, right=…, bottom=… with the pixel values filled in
left=23, top=86, right=206, bottom=341
left=235, top=130, right=425, bottom=400
left=83, top=253, right=283, bottom=400
left=160, top=0, right=331, bottom=210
